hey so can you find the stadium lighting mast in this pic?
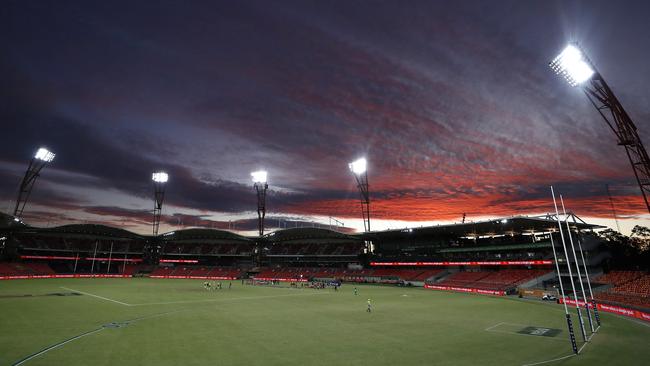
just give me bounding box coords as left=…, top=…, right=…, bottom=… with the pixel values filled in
left=252, top=170, right=268, bottom=236
left=349, top=158, right=370, bottom=232
left=152, top=172, right=168, bottom=236
left=13, top=147, right=56, bottom=218
left=550, top=44, right=650, bottom=214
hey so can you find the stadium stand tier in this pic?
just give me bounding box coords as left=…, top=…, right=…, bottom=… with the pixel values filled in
left=5, top=214, right=633, bottom=309
left=594, top=271, right=650, bottom=309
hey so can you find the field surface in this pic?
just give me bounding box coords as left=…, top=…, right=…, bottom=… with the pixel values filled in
left=1, top=278, right=649, bottom=366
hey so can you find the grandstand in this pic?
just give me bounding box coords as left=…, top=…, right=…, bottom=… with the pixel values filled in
left=1, top=214, right=611, bottom=296
left=3, top=211, right=650, bottom=366
left=5, top=212, right=650, bottom=312
left=594, top=271, right=650, bottom=309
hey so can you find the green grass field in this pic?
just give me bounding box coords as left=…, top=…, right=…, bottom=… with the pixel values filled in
left=1, top=278, right=649, bottom=366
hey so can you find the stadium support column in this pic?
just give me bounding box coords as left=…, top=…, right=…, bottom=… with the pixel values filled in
left=349, top=158, right=370, bottom=232
left=152, top=172, right=169, bottom=236
left=550, top=44, right=650, bottom=214
left=13, top=148, right=56, bottom=218
left=560, top=196, right=594, bottom=334
left=551, top=187, right=587, bottom=344
left=251, top=171, right=268, bottom=236
left=548, top=231, right=578, bottom=354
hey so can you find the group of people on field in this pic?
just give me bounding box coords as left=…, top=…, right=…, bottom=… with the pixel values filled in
left=203, top=280, right=372, bottom=312
left=203, top=281, right=232, bottom=290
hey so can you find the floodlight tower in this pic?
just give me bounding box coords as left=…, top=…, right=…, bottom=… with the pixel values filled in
left=251, top=170, right=268, bottom=236
left=13, top=147, right=56, bottom=218
left=349, top=158, right=370, bottom=232
left=550, top=44, right=650, bottom=213
left=152, top=172, right=168, bottom=236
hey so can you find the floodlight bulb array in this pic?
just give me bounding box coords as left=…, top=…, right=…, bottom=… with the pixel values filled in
left=549, top=44, right=594, bottom=87
left=152, top=172, right=169, bottom=183
left=34, top=148, right=55, bottom=162
left=251, top=170, right=268, bottom=183
left=349, top=158, right=367, bottom=175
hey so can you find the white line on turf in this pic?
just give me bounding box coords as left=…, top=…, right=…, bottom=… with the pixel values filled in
left=12, top=309, right=183, bottom=366
left=521, top=353, right=575, bottom=366
left=60, top=287, right=132, bottom=306
left=129, top=291, right=329, bottom=306
left=13, top=328, right=105, bottom=366
left=520, top=327, right=595, bottom=366
left=485, top=322, right=506, bottom=331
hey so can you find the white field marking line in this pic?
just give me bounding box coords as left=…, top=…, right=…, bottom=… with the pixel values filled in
left=60, top=287, right=132, bottom=306
left=512, top=297, right=650, bottom=330
left=129, top=291, right=329, bottom=306
left=13, top=328, right=105, bottom=366
left=485, top=322, right=506, bottom=331
left=521, top=353, right=575, bottom=366
left=12, top=309, right=183, bottom=366
left=520, top=323, right=597, bottom=366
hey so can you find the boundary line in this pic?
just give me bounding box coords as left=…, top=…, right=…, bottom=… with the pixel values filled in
left=11, top=310, right=183, bottom=366
left=60, top=287, right=132, bottom=306
left=520, top=331, right=595, bottom=366
left=12, top=328, right=105, bottom=366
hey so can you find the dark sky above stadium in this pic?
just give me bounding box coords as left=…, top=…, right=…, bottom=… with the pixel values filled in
left=2, top=0, right=649, bottom=234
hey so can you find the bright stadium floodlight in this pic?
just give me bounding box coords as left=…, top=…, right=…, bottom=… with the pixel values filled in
left=251, top=170, right=268, bottom=183
left=34, top=147, right=55, bottom=162
left=549, top=43, right=650, bottom=214
left=349, top=158, right=370, bottom=232
left=152, top=172, right=169, bottom=183
left=13, top=147, right=56, bottom=218
left=348, top=158, right=367, bottom=175
left=549, top=44, right=594, bottom=87
left=252, top=170, right=269, bottom=236
left=152, top=171, right=168, bottom=236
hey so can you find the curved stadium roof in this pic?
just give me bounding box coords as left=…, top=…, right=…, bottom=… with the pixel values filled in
left=265, top=227, right=361, bottom=243
left=34, top=224, right=145, bottom=239
left=160, top=228, right=252, bottom=242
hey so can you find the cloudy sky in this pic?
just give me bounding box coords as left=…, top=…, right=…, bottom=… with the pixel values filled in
left=2, top=0, right=649, bottom=235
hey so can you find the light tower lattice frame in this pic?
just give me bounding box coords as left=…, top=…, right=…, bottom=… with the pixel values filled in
left=550, top=44, right=650, bottom=213
left=254, top=181, right=268, bottom=236
left=582, top=73, right=650, bottom=213
left=13, top=148, right=55, bottom=218
left=353, top=171, right=370, bottom=232
left=152, top=172, right=168, bottom=236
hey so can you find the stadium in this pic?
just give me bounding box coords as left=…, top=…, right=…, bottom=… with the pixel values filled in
left=2, top=209, right=650, bottom=365
left=3, top=2, right=650, bottom=366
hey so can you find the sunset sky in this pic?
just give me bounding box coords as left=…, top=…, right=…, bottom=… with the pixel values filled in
left=2, top=0, right=649, bottom=235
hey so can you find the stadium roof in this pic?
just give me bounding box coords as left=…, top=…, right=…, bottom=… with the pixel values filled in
left=29, top=224, right=146, bottom=239
left=361, top=215, right=604, bottom=240
left=265, top=227, right=361, bottom=243
left=160, top=228, right=252, bottom=242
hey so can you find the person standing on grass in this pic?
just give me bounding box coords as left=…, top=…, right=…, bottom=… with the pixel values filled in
left=229, top=281, right=232, bottom=289
left=354, top=287, right=358, bottom=296
left=367, top=299, right=372, bottom=313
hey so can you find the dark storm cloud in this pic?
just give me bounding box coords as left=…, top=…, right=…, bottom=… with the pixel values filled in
left=0, top=62, right=264, bottom=213
left=2, top=0, right=649, bottom=232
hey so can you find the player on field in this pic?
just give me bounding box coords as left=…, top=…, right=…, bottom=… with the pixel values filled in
left=367, top=299, right=372, bottom=313
left=354, top=287, right=358, bottom=296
